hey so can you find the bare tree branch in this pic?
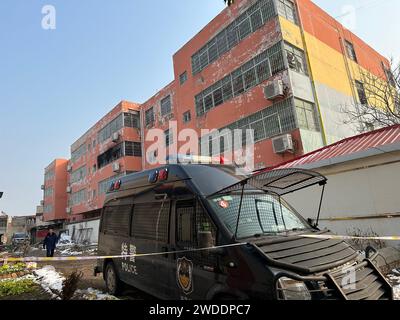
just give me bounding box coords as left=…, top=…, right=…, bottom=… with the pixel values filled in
left=341, top=60, right=400, bottom=132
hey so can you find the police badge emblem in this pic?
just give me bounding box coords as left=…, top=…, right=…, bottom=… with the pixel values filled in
left=176, top=257, right=194, bottom=294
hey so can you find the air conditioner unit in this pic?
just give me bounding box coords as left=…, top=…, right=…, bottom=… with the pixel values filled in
left=40, top=200, right=44, bottom=206
left=66, top=186, right=72, bottom=193
left=264, top=80, right=284, bottom=100
left=67, top=164, right=72, bottom=172
left=272, top=134, right=294, bottom=154
left=66, top=207, right=71, bottom=214
left=41, top=185, right=45, bottom=190
left=112, top=132, right=120, bottom=142
left=112, top=162, right=121, bottom=173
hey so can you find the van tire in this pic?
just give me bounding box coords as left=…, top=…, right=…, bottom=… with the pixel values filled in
left=105, top=262, right=123, bottom=296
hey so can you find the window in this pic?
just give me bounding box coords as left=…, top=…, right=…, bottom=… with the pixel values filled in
left=194, top=42, right=284, bottom=116
left=355, top=81, right=368, bottom=105
left=183, top=111, right=191, bottom=123
left=382, top=62, right=396, bottom=87
left=70, top=166, right=87, bottom=184
left=131, top=202, right=170, bottom=242
left=285, top=43, right=308, bottom=75
left=191, top=0, right=276, bottom=74
left=44, top=170, right=55, bottom=181
left=124, top=112, right=140, bottom=128
left=98, top=174, right=123, bottom=195
left=145, top=107, right=155, bottom=126
left=97, top=114, right=123, bottom=144
left=179, top=71, right=188, bottom=85
left=295, top=99, right=319, bottom=131
left=70, top=189, right=87, bottom=206
left=43, top=204, right=53, bottom=214
left=71, top=143, right=87, bottom=163
left=124, top=141, right=142, bottom=157
left=44, top=187, right=54, bottom=198
left=102, top=204, right=132, bottom=236
left=97, top=144, right=123, bottom=169
left=160, top=96, right=172, bottom=116
left=209, top=194, right=307, bottom=239
left=345, top=40, right=358, bottom=62
left=200, top=98, right=299, bottom=155
left=277, top=0, right=298, bottom=24
left=177, top=203, right=195, bottom=243
left=165, top=129, right=173, bottom=147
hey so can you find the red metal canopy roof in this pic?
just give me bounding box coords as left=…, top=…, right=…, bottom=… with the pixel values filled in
left=272, top=125, right=400, bottom=170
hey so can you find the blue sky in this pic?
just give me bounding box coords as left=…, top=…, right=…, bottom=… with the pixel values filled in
left=0, top=0, right=399, bottom=216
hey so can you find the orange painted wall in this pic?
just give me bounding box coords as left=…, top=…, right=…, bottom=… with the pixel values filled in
left=43, top=159, right=68, bottom=222
left=298, top=0, right=390, bottom=78
left=68, top=101, right=142, bottom=218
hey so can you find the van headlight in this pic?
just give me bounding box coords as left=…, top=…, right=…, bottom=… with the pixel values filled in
left=277, top=277, right=312, bottom=300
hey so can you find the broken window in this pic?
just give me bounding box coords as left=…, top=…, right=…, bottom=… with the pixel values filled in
left=285, top=43, right=308, bottom=75
left=124, top=112, right=140, bottom=128
left=97, top=144, right=123, bottom=169
left=355, top=81, right=368, bottom=105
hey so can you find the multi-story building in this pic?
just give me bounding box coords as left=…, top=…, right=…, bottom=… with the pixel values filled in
left=66, top=101, right=142, bottom=222
left=143, top=0, right=391, bottom=170
left=42, top=159, right=69, bottom=222
left=41, top=0, right=391, bottom=223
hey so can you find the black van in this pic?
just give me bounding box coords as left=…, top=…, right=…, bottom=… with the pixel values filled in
left=95, top=161, right=393, bottom=300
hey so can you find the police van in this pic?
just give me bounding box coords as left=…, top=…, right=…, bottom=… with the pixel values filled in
left=95, top=156, right=393, bottom=300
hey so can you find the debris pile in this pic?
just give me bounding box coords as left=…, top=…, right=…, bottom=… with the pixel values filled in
left=74, top=288, right=118, bottom=300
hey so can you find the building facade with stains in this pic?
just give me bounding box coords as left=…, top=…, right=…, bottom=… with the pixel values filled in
left=41, top=0, right=391, bottom=223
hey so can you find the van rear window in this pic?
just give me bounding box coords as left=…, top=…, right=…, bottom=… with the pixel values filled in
left=102, top=205, right=132, bottom=236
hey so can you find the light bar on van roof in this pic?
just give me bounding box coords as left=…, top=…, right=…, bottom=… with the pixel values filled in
left=148, top=168, right=168, bottom=184
left=108, top=179, right=122, bottom=192
left=166, top=154, right=227, bottom=165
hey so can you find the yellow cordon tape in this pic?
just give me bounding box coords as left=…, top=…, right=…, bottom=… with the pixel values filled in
left=1, top=234, right=399, bottom=263
left=0, top=243, right=248, bottom=263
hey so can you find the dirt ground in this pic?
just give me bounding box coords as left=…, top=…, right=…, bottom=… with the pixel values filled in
left=32, top=247, right=156, bottom=300
left=1, top=247, right=156, bottom=300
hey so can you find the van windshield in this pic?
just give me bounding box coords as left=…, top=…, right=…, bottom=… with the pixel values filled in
left=208, top=193, right=310, bottom=239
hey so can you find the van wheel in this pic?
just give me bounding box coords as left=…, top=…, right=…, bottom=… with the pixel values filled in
left=105, top=262, right=123, bottom=295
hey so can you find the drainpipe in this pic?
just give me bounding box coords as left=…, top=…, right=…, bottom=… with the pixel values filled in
left=293, top=0, right=328, bottom=146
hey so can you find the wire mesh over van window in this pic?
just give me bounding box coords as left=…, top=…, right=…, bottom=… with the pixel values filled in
left=102, top=205, right=132, bottom=236
left=176, top=200, right=216, bottom=247
left=208, top=193, right=307, bottom=239
left=131, top=202, right=170, bottom=242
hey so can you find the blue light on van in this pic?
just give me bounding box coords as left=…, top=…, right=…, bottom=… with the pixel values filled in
left=148, top=170, right=159, bottom=183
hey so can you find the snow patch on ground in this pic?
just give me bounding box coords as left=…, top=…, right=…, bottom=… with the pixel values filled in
left=33, top=266, right=65, bottom=299
left=387, top=268, right=400, bottom=300
left=75, top=288, right=118, bottom=300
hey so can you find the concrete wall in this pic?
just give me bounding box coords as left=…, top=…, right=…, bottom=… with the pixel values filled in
left=65, top=219, right=100, bottom=244
left=283, top=152, right=400, bottom=247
